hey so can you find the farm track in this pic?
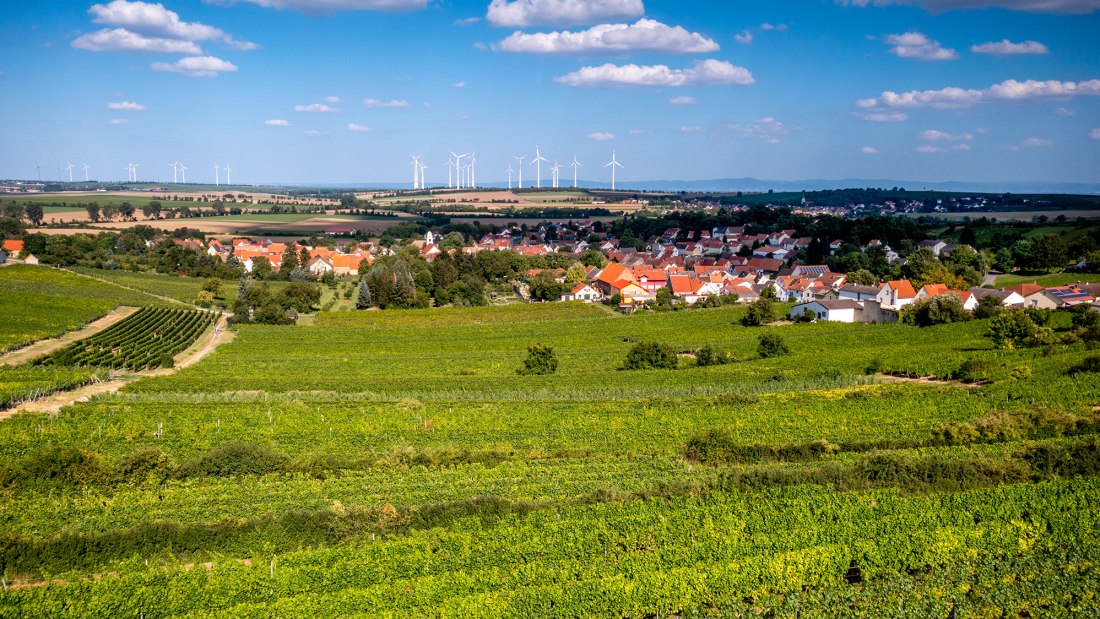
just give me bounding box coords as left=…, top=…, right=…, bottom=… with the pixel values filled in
left=0, top=313, right=232, bottom=422
left=0, top=306, right=141, bottom=366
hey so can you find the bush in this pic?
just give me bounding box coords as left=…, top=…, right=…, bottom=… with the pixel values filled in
left=757, top=333, right=790, bottom=358
left=517, top=344, right=558, bottom=375
left=5, top=445, right=109, bottom=487
left=901, top=293, right=970, bottom=327
left=973, top=295, right=1004, bottom=319
left=987, top=309, right=1054, bottom=350
left=115, top=447, right=176, bottom=480
left=1068, top=355, right=1100, bottom=376
left=622, top=341, right=679, bottom=370
left=176, top=442, right=289, bottom=478
left=952, top=357, right=1006, bottom=383
left=740, top=297, right=776, bottom=327
left=864, top=358, right=884, bottom=375
left=694, top=344, right=728, bottom=367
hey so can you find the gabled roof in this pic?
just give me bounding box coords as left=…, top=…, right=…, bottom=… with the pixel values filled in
left=815, top=299, right=864, bottom=311
left=1, top=240, right=23, bottom=252
left=1046, top=285, right=1094, bottom=304
left=885, top=279, right=917, bottom=299
left=1005, top=283, right=1045, bottom=297
left=669, top=274, right=700, bottom=295
left=968, top=287, right=1017, bottom=301
left=597, top=262, right=634, bottom=286
left=839, top=284, right=879, bottom=295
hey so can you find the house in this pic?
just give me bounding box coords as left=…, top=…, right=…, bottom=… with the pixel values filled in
left=968, top=287, right=1025, bottom=308
left=330, top=253, right=366, bottom=276
left=838, top=284, right=880, bottom=302
left=877, top=280, right=917, bottom=309
left=561, top=282, right=602, bottom=303
left=2, top=239, right=24, bottom=258
left=746, top=257, right=784, bottom=274
left=1005, top=283, right=1061, bottom=309
left=308, top=256, right=334, bottom=277
left=752, top=246, right=790, bottom=260
left=23, top=254, right=39, bottom=265
left=915, top=283, right=977, bottom=310
left=918, top=239, right=947, bottom=257
left=790, top=299, right=865, bottom=323
left=594, top=262, right=635, bottom=297
left=1046, top=285, right=1094, bottom=307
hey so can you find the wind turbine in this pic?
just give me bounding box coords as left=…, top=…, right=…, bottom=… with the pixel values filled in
left=470, top=152, right=477, bottom=189
left=530, top=146, right=548, bottom=189
left=449, top=151, right=468, bottom=189
left=410, top=155, right=421, bottom=190
left=224, top=163, right=232, bottom=186
left=604, top=150, right=623, bottom=191
left=570, top=155, right=582, bottom=188
left=551, top=161, right=561, bottom=189
left=127, top=162, right=139, bottom=183
left=35, top=162, right=41, bottom=182
left=506, top=164, right=514, bottom=190
left=446, top=158, right=455, bottom=189
left=513, top=155, right=526, bottom=189
left=66, top=161, right=74, bottom=183
left=419, top=161, right=429, bottom=190
left=82, top=163, right=90, bottom=182
left=213, top=162, right=220, bottom=186
left=179, top=163, right=187, bottom=183
left=170, top=161, right=180, bottom=184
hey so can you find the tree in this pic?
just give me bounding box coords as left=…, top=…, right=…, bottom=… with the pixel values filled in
left=740, top=297, right=776, bottom=327
left=973, top=295, right=1004, bottom=319
left=694, top=345, right=727, bottom=367
left=987, top=309, right=1053, bottom=350
left=1026, top=234, right=1068, bottom=272
left=622, top=342, right=678, bottom=370
left=141, top=201, right=161, bottom=219
left=901, top=293, right=970, bottom=327
left=565, top=261, right=586, bottom=283
left=757, top=333, right=790, bottom=358
left=356, top=278, right=372, bottom=309
left=86, top=204, right=100, bottom=222
left=300, top=248, right=312, bottom=270
left=201, top=277, right=223, bottom=296
left=517, top=344, right=557, bottom=375
left=281, top=246, right=300, bottom=273
left=277, top=281, right=321, bottom=312
left=655, top=287, right=673, bottom=307
left=847, top=269, right=877, bottom=286
left=25, top=203, right=43, bottom=226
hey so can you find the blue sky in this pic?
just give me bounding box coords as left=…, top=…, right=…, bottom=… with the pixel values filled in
left=1, top=0, right=1098, bottom=186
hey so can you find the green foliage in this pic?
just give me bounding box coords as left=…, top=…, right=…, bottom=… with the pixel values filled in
left=987, top=309, right=1054, bottom=350
left=693, top=344, right=728, bottom=367
left=973, top=295, right=1005, bottom=319
left=176, top=442, right=290, bottom=478
left=846, top=268, right=877, bottom=286
left=740, top=297, right=776, bottom=326
left=901, top=293, right=970, bottom=327
left=622, top=341, right=679, bottom=370
left=356, top=278, right=372, bottom=309
left=757, top=333, right=790, bottom=358
left=517, top=344, right=558, bottom=375
left=1067, top=355, right=1100, bottom=376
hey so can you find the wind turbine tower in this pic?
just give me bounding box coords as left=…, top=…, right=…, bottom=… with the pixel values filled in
left=551, top=162, right=561, bottom=189
left=506, top=164, right=514, bottom=190
left=604, top=150, right=623, bottom=191
left=470, top=152, right=477, bottom=189
left=570, top=155, right=582, bottom=188
left=179, top=163, right=187, bottom=183
left=170, top=161, right=180, bottom=184
left=449, top=151, right=468, bottom=189
left=224, top=163, right=232, bottom=186
left=213, top=162, right=220, bottom=186
left=513, top=155, right=526, bottom=189
left=66, top=162, right=74, bottom=183
left=82, top=163, right=90, bottom=182
left=530, top=147, right=548, bottom=189
left=419, top=160, right=429, bottom=190
left=410, top=155, right=421, bottom=190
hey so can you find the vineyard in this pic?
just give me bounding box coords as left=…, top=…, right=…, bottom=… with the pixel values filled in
left=34, top=307, right=216, bottom=370
left=0, top=302, right=1098, bottom=616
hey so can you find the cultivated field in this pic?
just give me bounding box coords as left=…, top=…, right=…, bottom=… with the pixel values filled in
left=372, top=189, right=646, bottom=213
left=905, top=209, right=1100, bottom=222
left=0, top=297, right=1098, bottom=616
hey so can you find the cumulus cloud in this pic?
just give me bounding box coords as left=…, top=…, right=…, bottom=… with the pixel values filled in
left=346, top=123, right=372, bottom=132
left=496, top=19, right=719, bottom=54
left=628, top=128, right=649, bottom=135
left=885, top=32, right=957, bottom=60
left=264, top=118, right=291, bottom=126
left=861, top=146, right=878, bottom=154
left=225, top=0, right=428, bottom=14
left=295, top=102, right=341, bottom=113
left=453, top=81, right=466, bottom=88
left=669, top=96, right=698, bottom=105
left=89, top=0, right=256, bottom=50
left=728, top=117, right=788, bottom=143
left=680, top=126, right=704, bottom=134
left=916, top=145, right=945, bottom=153
left=486, top=0, right=644, bottom=27
left=151, top=55, right=238, bottom=77
left=363, top=98, right=410, bottom=108
left=588, top=132, right=616, bottom=141
left=107, top=100, right=145, bottom=111
left=837, top=0, right=1098, bottom=14
left=455, top=16, right=480, bottom=26
left=109, top=118, right=129, bottom=125
left=855, top=111, right=909, bottom=122
left=1023, top=137, right=1053, bottom=146
left=1090, top=128, right=1100, bottom=140
left=72, top=28, right=203, bottom=53
left=919, top=129, right=974, bottom=141
left=760, top=23, right=789, bottom=31
left=556, top=59, right=753, bottom=87
left=734, top=30, right=753, bottom=44
left=325, top=96, right=342, bottom=103
left=952, top=143, right=972, bottom=150
left=856, top=78, right=1100, bottom=118
left=303, top=130, right=328, bottom=137
left=971, top=39, right=1048, bottom=55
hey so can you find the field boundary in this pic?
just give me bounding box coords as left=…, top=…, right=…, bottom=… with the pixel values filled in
left=0, top=306, right=141, bottom=365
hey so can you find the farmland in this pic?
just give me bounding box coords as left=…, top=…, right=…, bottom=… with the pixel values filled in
left=0, top=296, right=1098, bottom=616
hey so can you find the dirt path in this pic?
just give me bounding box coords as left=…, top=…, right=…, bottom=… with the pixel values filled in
left=0, top=306, right=141, bottom=366
left=0, top=313, right=233, bottom=421
left=878, top=374, right=967, bottom=387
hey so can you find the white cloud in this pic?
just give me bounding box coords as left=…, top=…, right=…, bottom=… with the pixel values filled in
left=679, top=125, right=704, bottom=134
left=107, top=100, right=145, bottom=111
left=89, top=1, right=256, bottom=50
left=952, top=143, right=972, bottom=151
left=346, top=123, right=372, bottom=132
left=919, top=129, right=974, bottom=141
left=72, top=28, right=203, bottom=54
left=264, top=118, right=291, bottom=126
left=916, top=145, right=945, bottom=153
left=1023, top=137, right=1053, bottom=147
left=227, top=0, right=428, bottom=15
left=734, top=30, right=753, bottom=44
left=295, top=102, right=341, bottom=113
left=109, top=118, right=129, bottom=125
left=496, top=19, right=719, bottom=54
left=861, top=78, right=1100, bottom=111
left=970, top=39, right=1048, bottom=55
left=151, top=55, right=238, bottom=77
left=486, top=0, right=644, bottom=27
left=303, top=130, right=328, bottom=137
left=729, top=117, right=788, bottom=143
left=855, top=111, right=909, bottom=122
left=861, top=146, right=878, bottom=154
left=325, top=96, right=342, bottom=103
left=455, top=16, right=480, bottom=26
left=837, top=1, right=1098, bottom=15
left=885, top=32, right=957, bottom=60
left=453, top=81, right=466, bottom=88
left=1090, top=128, right=1100, bottom=140
left=363, top=98, right=410, bottom=108
left=628, top=128, right=648, bottom=135
left=1056, top=107, right=1075, bottom=116
left=556, top=59, right=753, bottom=87
left=588, top=132, right=616, bottom=141
left=760, top=23, right=789, bottom=31
left=669, top=96, right=698, bottom=105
